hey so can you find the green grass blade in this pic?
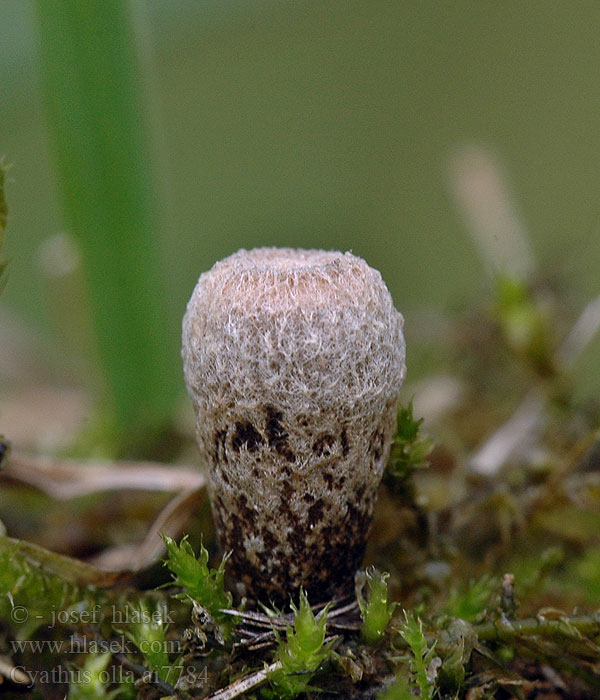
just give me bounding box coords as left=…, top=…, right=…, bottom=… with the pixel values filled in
left=0, top=161, right=8, bottom=290
left=34, top=1, right=177, bottom=450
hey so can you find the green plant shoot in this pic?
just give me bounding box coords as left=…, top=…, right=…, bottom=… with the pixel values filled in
left=265, top=590, right=332, bottom=699
left=162, top=534, right=234, bottom=641
left=378, top=674, right=414, bottom=700
left=397, top=610, right=437, bottom=700
left=495, top=274, right=554, bottom=375
left=445, top=574, right=497, bottom=622
left=0, top=535, right=98, bottom=637
left=67, top=652, right=120, bottom=700
left=357, top=567, right=397, bottom=644
left=119, top=600, right=172, bottom=682
left=386, top=401, right=433, bottom=481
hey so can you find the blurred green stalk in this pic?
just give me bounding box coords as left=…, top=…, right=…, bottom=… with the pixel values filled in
left=35, top=1, right=177, bottom=451
left=0, top=162, right=7, bottom=289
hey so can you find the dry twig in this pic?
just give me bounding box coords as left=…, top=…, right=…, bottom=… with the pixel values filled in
left=204, top=661, right=282, bottom=700
left=1, top=452, right=205, bottom=499
left=470, top=294, right=600, bottom=476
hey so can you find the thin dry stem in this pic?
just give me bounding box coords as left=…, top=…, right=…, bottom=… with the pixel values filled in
left=205, top=661, right=283, bottom=700
left=2, top=452, right=205, bottom=498
left=470, top=295, right=600, bottom=476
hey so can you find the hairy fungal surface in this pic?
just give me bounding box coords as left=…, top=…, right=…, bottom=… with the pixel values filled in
left=182, top=248, right=406, bottom=603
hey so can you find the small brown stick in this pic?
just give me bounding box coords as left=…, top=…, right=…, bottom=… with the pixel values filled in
left=220, top=609, right=288, bottom=630
left=2, top=452, right=205, bottom=499
left=204, top=661, right=282, bottom=700
left=91, top=488, right=206, bottom=572
left=326, top=599, right=360, bottom=619
left=222, top=598, right=359, bottom=629
left=112, top=652, right=179, bottom=697
left=235, top=630, right=276, bottom=652
left=1, top=455, right=207, bottom=575
left=0, top=656, right=31, bottom=685
left=226, top=598, right=359, bottom=651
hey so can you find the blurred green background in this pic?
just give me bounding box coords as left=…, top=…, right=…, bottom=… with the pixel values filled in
left=1, top=1, right=599, bottom=454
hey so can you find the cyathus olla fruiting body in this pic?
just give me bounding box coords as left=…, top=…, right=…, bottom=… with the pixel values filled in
left=182, top=247, right=405, bottom=603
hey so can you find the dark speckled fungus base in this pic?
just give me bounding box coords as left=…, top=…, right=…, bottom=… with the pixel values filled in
left=182, top=248, right=405, bottom=604
left=209, top=400, right=398, bottom=603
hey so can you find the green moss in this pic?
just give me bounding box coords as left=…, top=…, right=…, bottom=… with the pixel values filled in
left=396, top=611, right=437, bottom=700
left=162, top=534, right=234, bottom=642
left=357, top=567, right=397, bottom=645
left=386, top=401, right=433, bottom=484
left=265, top=590, right=332, bottom=699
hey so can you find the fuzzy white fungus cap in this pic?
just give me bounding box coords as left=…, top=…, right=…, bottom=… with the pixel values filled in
left=182, top=247, right=405, bottom=602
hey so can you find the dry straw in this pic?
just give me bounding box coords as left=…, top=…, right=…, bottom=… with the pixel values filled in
left=182, top=247, right=405, bottom=602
